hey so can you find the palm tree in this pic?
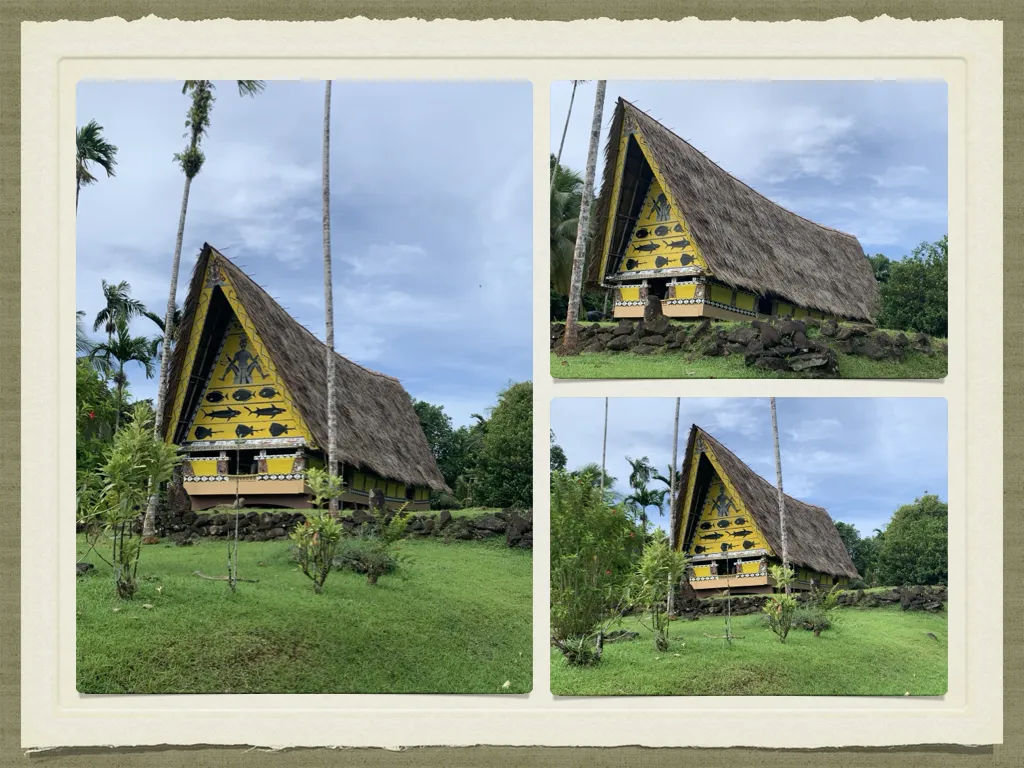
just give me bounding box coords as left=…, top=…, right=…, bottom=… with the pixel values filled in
left=143, top=301, right=182, bottom=356
left=93, top=279, right=148, bottom=343
left=321, top=80, right=340, bottom=513
left=600, top=397, right=609, bottom=498
left=560, top=80, right=606, bottom=353
left=550, top=80, right=586, bottom=187
left=667, top=397, right=681, bottom=617
left=88, top=318, right=157, bottom=431
left=550, top=158, right=583, bottom=295
left=770, top=397, right=790, bottom=594
left=145, top=79, right=265, bottom=540
left=76, top=120, right=118, bottom=213
left=571, top=462, right=616, bottom=492
left=76, top=310, right=94, bottom=356
left=625, top=486, right=667, bottom=533
left=626, top=455, right=654, bottom=491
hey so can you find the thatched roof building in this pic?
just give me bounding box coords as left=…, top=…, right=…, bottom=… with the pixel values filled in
left=672, top=425, right=858, bottom=594
left=589, top=98, right=879, bottom=323
left=162, top=244, right=448, bottom=511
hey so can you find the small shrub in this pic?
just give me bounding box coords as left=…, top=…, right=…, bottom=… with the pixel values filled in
left=333, top=538, right=399, bottom=577
left=289, top=467, right=346, bottom=594
left=621, top=530, right=687, bottom=652
left=349, top=504, right=413, bottom=585
left=552, top=634, right=603, bottom=667
left=762, top=565, right=798, bottom=643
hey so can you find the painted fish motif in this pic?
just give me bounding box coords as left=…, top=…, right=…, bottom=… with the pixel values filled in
left=268, top=422, right=292, bottom=437
left=258, top=387, right=278, bottom=399
left=654, top=225, right=671, bottom=237
left=679, top=254, right=695, bottom=266
left=668, top=239, right=690, bottom=249
left=654, top=256, right=674, bottom=268
left=721, top=543, right=734, bottom=551
left=694, top=546, right=706, bottom=554
left=699, top=521, right=713, bottom=530
left=194, top=426, right=220, bottom=439
left=203, top=406, right=241, bottom=420
left=235, top=424, right=260, bottom=438
left=633, top=242, right=660, bottom=253
left=624, top=258, right=641, bottom=270
left=717, top=519, right=731, bottom=528
left=735, top=517, right=746, bottom=525
left=634, top=228, right=650, bottom=239
left=246, top=404, right=286, bottom=418
left=743, top=540, right=756, bottom=549
left=674, top=223, right=684, bottom=233
left=732, top=529, right=753, bottom=537
left=231, top=389, right=254, bottom=402
left=700, top=532, right=724, bottom=540
left=205, top=391, right=226, bottom=403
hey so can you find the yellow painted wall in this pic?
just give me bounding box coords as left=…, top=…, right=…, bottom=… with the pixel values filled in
left=618, top=286, right=641, bottom=302
left=671, top=282, right=697, bottom=300
left=686, top=471, right=771, bottom=558
left=168, top=254, right=316, bottom=448
left=710, top=284, right=733, bottom=305
left=265, top=457, right=295, bottom=474
left=735, top=292, right=756, bottom=311
left=189, top=458, right=219, bottom=477
left=614, top=177, right=706, bottom=277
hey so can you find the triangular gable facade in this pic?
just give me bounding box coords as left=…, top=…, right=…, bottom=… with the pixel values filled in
left=678, top=435, right=773, bottom=562
left=597, top=114, right=708, bottom=283
left=166, top=255, right=316, bottom=452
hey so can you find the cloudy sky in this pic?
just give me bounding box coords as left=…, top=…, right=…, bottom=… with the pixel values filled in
left=551, top=80, right=948, bottom=259
left=77, top=80, right=532, bottom=426
left=550, top=398, right=948, bottom=537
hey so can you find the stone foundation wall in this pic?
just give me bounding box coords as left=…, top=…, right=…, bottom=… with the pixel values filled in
left=552, top=314, right=947, bottom=378
left=671, top=584, right=948, bottom=618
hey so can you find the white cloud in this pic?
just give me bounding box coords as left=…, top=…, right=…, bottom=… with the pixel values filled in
left=870, top=164, right=929, bottom=188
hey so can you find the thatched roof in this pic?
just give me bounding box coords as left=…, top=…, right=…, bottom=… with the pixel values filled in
left=589, top=99, right=879, bottom=321
left=672, top=425, right=859, bottom=579
left=162, top=244, right=449, bottom=493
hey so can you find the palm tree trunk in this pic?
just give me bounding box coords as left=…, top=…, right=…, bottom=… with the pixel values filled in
left=322, top=80, right=339, bottom=513
left=770, top=397, right=790, bottom=593
left=600, top=396, right=608, bottom=498
left=114, top=372, right=123, bottom=432
left=550, top=80, right=579, bottom=187
left=667, top=397, right=680, bottom=617
left=143, top=173, right=194, bottom=539
left=560, top=80, right=606, bottom=354
left=76, top=175, right=81, bottom=214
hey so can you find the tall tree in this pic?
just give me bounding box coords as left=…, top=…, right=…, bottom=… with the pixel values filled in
left=145, top=79, right=266, bottom=540
left=93, top=279, right=148, bottom=343
left=87, top=318, right=158, bottom=431
left=76, top=310, right=94, bottom=356
left=600, top=397, right=608, bottom=498
left=770, top=397, right=790, bottom=593
left=560, top=80, right=606, bottom=354
left=76, top=119, right=118, bottom=213
left=549, top=430, right=568, bottom=472
left=321, top=80, right=340, bottom=513
left=625, top=486, right=666, bottom=533
left=550, top=80, right=584, bottom=187
left=143, top=301, right=182, bottom=357
left=667, top=397, right=681, bottom=617
left=550, top=159, right=584, bottom=295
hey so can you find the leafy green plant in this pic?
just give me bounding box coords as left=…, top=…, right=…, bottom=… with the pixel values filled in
left=762, top=564, right=798, bottom=643
left=289, top=466, right=346, bottom=594
left=550, top=470, right=641, bottom=665
left=78, top=402, right=180, bottom=599
left=349, top=503, right=413, bottom=586
left=622, top=530, right=688, bottom=652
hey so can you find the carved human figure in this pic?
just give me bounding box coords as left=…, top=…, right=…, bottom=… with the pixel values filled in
left=220, top=337, right=266, bottom=385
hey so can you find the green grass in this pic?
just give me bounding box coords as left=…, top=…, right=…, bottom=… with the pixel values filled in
left=550, top=607, right=947, bottom=696
left=551, top=320, right=948, bottom=379
left=77, top=535, right=532, bottom=694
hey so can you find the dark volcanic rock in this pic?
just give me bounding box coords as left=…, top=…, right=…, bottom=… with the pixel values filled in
left=726, top=326, right=759, bottom=345
left=759, top=324, right=781, bottom=348
left=644, top=334, right=666, bottom=347
left=755, top=355, right=789, bottom=371
left=606, top=335, right=633, bottom=352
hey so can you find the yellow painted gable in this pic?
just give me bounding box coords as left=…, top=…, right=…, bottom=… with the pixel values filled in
left=167, top=255, right=316, bottom=448
left=613, top=177, right=706, bottom=277
left=598, top=120, right=708, bottom=281
left=686, top=472, right=770, bottom=558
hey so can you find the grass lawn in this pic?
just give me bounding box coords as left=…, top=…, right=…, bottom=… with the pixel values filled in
left=550, top=607, right=947, bottom=696
left=77, top=535, right=532, bottom=694
left=551, top=321, right=948, bottom=379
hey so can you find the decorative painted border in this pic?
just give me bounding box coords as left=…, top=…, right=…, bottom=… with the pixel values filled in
left=183, top=472, right=306, bottom=482
left=663, top=297, right=758, bottom=317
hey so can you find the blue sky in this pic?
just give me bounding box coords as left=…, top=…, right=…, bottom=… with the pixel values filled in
left=550, top=398, right=948, bottom=537
left=76, top=80, right=533, bottom=426
left=551, top=80, right=948, bottom=260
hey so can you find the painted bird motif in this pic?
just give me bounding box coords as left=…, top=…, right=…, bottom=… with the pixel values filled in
left=246, top=404, right=286, bottom=418
left=203, top=406, right=241, bottom=420
left=700, top=532, right=724, bottom=540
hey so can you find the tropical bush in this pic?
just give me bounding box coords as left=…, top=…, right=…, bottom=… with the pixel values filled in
left=622, top=530, right=688, bottom=651
left=873, top=236, right=948, bottom=337
left=475, top=381, right=533, bottom=510
left=78, top=402, right=180, bottom=599
left=762, top=565, right=798, bottom=643
left=550, top=470, right=641, bottom=665
left=875, top=494, right=948, bottom=586
left=289, top=467, right=346, bottom=593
